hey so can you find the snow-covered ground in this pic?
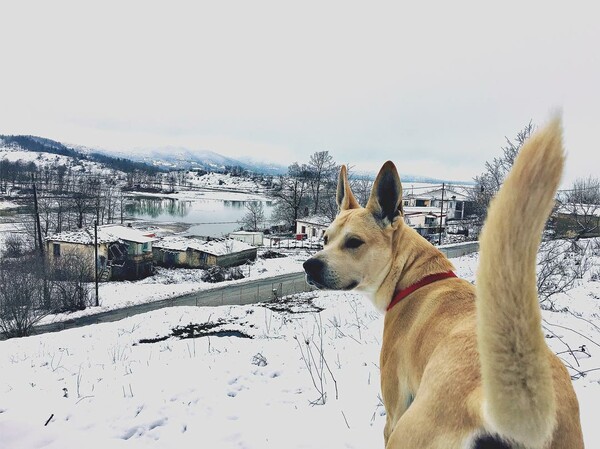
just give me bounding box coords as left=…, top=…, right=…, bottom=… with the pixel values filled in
left=1, top=248, right=599, bottom=449
left=186, top=172, right=267, bottom=193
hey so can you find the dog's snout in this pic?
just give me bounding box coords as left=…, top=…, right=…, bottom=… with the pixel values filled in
left=303, top=257, right=324, bottom=276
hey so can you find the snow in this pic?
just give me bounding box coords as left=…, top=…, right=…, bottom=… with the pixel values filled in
left=1, top=245, right=599, bottom=448
left=0, top=200, right=20, bottom=211
left=186, top=172, right=266, bottom=193
left=47, top=225, right=156, bottom=245
left=155, top=236, right=255, bottom=256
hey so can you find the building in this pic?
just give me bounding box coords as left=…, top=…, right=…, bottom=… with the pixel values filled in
left=403, top=207, right=447, bottom=238
left=403, top=186, right=471, bottom=220
left=153, top=236, right=257, bottom=269
left=46, top=224, right=156, bottom=281
left=295, top=215, right=331, bottom=239
left=229, top=231, right=264, bottom=246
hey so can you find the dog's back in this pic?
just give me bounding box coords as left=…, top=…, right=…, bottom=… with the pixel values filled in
left=476, top=118, right=583, bottom=448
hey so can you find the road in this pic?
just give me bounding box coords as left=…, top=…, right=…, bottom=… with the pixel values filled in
left=33, top=271, right=310, bottom=336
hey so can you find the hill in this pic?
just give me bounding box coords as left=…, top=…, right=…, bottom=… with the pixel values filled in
left=0, top=135, right=160, bottom=174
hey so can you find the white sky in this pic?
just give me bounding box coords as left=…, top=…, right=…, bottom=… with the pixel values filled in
left=1, top=0, right=599, bottom=184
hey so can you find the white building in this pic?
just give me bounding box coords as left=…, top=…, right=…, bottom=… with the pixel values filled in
left=229, top=231, right=264, bottom=246
left=295, top=215, right=331, bottom=239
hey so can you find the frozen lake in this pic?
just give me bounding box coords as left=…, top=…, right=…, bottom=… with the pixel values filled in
left=124, top=195, right=275, bottom=237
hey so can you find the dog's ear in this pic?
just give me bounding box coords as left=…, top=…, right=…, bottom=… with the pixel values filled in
left=337, top=165, right=360, bottom=211
left=366, top=161, right=403, bottom=226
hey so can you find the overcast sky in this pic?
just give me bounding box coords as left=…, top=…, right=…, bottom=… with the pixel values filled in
left=1, top=0, right=598, bottom=185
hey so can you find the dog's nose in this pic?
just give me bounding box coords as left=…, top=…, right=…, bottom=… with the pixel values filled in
left=303, top=258, right=324, bottom=277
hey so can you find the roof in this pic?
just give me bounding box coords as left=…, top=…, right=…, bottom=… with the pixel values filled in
left=47, top=225, right=156, bottom=245
left=557, top=203, right=600, bottom=217
left=405, top=187, right=470, bottom=201
left=296, top=215, right=331, bottom=227
left=154, top=236, right=256, bottom=256
left=404, top=206, right=446, bottom=216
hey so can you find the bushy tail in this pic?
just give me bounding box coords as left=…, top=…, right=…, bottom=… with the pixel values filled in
left=477, top=117, right=564, bottom=448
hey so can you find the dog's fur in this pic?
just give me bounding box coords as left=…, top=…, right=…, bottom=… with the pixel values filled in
left=303, top=118, right=584, bottom=448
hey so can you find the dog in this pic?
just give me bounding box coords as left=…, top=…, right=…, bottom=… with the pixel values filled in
left=303, top=117, right=584, bottom=448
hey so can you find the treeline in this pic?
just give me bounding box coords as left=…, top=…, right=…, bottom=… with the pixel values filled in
left=270, top=151, right=372, bottom=231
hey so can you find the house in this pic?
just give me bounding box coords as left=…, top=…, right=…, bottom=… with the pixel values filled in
left=403, top=186, right=471, bottom=220
left=46, top=224, right=157, bottom=281
left=229, top=231, right=264, bottom=246
left=295, top=215, right=331, bottom=239
left=153, top=236, right=257, bottom=269
left=403, top=207, right=447, bottom=237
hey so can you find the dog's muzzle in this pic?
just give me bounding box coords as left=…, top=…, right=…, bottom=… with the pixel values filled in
left=303, top=257, right=326, bottom=289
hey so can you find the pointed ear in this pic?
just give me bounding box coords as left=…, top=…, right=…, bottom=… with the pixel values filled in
left=336, top=165, right=360, bottom=211
left=366, top=161, right=403, bottom=225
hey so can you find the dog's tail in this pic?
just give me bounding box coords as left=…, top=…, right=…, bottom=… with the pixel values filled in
left=476, top=117, right=563, bottom=448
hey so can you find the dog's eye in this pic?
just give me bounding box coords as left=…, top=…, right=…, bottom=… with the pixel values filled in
left=345, top=237, right=364, bottom=249
left=323, top=235, right=328, bottom=246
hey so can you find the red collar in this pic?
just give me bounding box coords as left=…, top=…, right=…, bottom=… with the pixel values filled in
left=387, top=271, right=457, bottom=312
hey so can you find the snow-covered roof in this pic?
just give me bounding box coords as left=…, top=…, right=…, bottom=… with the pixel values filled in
left=296, top=215, right=331, bottom=227
left=155, top=236, right=256, bottom=256
left=404, top=206, right=446, bottom=216
left=201, top=239, right=256, bottom=256
left=101, top=225, right=157, bottom=244
left=557, top=203, right=600, bottom=217
left=404, top=188, right=470, bottom=201
left=47, top=225, right=156, bottom=245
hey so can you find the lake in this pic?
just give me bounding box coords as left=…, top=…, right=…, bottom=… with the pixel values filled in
left=124, top=196, right=275, bottom=237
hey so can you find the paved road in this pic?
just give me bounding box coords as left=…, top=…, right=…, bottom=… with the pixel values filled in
left=33, top=271, right=309, bottom=335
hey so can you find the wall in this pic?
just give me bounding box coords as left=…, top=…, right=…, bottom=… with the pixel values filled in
left=215, top=248, right=257, bottom=267
left=436, top=241, right=479, bottom=258
left=47, top=241, right=109, bottom=266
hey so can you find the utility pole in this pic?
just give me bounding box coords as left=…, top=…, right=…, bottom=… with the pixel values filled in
left=32, top=174, right=45, bottom=257
left=94, top=220, right=99, bottom=307
left=438, top=183, right=445, bottom=246
left=33, top=173, right=50, bottom=307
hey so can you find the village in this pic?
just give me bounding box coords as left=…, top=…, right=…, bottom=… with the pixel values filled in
left=0, top=122, right=599, bottom=449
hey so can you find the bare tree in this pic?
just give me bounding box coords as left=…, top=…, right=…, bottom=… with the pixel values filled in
left=270, top=163, right=310, bottom=230
left=350, top=175, right=373, bottom=209
left=240, top=201, right=265, bottom=231
left=307, top=151, right=337, bottom=215
left=470, top=122, right=535, bottom=221
left=50, top=253, right=94, bottom=312
left=0, top=257, right=48, bottom=337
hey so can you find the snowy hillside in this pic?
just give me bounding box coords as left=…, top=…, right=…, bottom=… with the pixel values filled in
left=0, top=146, right=112, bottom=176
left=0, top=248, right=599, bottom=448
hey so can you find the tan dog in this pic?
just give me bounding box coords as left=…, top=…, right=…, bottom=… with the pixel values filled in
left=303, top=118, right=583, bottom=448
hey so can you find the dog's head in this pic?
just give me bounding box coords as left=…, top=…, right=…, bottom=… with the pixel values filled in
left=303, top=161, right=404, bottom=294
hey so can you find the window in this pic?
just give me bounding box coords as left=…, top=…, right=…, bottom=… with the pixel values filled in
left=53, top=243, right=60, bottom=257
left=142, top=242, right=151, bottom=252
